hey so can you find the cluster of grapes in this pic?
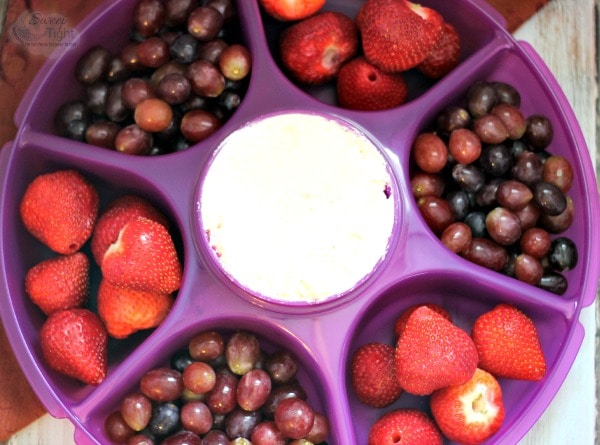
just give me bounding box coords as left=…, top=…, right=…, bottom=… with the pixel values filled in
left=410, top=80, right=577, bottom=294
left=54, top=0, right=251, bottom=155
left=104, top=330, right=330, bottom=444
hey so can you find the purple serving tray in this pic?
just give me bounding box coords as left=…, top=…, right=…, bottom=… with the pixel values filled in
left=0, top=0, right=598, bottom=444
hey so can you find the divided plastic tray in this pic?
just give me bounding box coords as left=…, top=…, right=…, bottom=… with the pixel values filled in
left=1, top=0, right=599, bottom=443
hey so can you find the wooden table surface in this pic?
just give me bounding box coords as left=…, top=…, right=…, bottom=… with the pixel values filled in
left=2, top=0, right=598, bottom=443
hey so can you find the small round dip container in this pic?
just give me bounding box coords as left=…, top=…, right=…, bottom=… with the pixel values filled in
left=199, top=112, right=396, bottom=304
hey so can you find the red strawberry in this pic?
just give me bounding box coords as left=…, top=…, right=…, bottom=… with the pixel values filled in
left=431, top=368, right=505, bottom=445
left=336, top=56, right=408, bottom=111
left=25, top=252, right=89, bottom=316
left=20, top=169, right=99, bottom=254
left=101, top=217, right=182, bottom=294
left=395, top=306, right=478, bottom=395
left=259, top=0, right=326, bottom=21
left=357, top=0, right=443, bottom=73
left=97, top=279, right=174, bottom=339
left=279, top=11, right=358, bottom=85
left=368, top=409, right=443, bottom=445
left=471, top=303, right=546, bottom=380
left=418, top=22, right=461, bottom=79
left=351, top=342, right=402, bottom=408
left=91, top=194, right=169, bottom=266
left=40, top=308, right=107, bottom=385
left=394, top=303, right=451, bottom=338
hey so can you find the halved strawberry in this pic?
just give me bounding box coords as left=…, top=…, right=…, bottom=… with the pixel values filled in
left=279, top=11, right=358, bottom=85
left=431, top=368, right=505, bottom=445
left=40, top=308, right=107, bottom=385
left=336, top=56, right=408, bottom=111
left=418, top=22, right=462, bottom=79
left=259, top=0, right=326, bottom=21
left=101, top=217, right=182, bottom=294
left=25, top=252, right=89, bottom=316
left=471, top=303, right=546, bottom=380
left=368, top=409, right=443, bottom=445
left=20, top=169, right=99, bottom=254
left=97, top=279, right=174, bottom=339
left=351, top=342, right=402, bottom=408
left=395, top=305, right=478, bottom=395
left=91, top=194, right=169, bottom=266
left=357, top=0, right=443, bottom=73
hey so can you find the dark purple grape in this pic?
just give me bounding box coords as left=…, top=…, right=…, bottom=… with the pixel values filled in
left=265, top=350, right=299, bottom=385
left=225, top=407, right=263, bottom=439
left=158, top=72, right=192, bottom=105
left=181, top=401, right=213, bottom=435
left=533, top=181, right=567, bottom=216
left=237, top=368, right=272, bottom=411
left=495, top=179, right=533, bottom=211
left=475, top=179, right=501, bottom=208
left=462, top=237, right=508, bottom=271
left=86, top=82, right=109, bottom=115
left=514, top=254, right=543, bottom=285
left=187, top=59, right=226, bottom=97
left=479, top=144, right=511, bottom=177
left=436, top=106, right=471, bottom=133
left=164, top=0, right=196, bottom=26
left=197, top=39, right=229, bottom=63
left=54, top=100, right=90, bottom=136
left=140, top=368, right=184, bottom=402
left=206, top=0, right=235, bottom=21
left=466, top=81, right=498, bottom=117
left=85, top=121, right=120, bottom=148
left=217, top=88, right=242, bottom=117
left=170, top=348, right=194, bottom=373
left=524, top=114, right=553, bottom=150
left=106, top=56, right=128, bottom=83
left=206, top=367, right=239, bottom=415
left=446, top=190, right=471, bottom=221
left=548, top=237, right=578, bottom=271
left=537, top=272, right=568, bottom=295
left=170, top=33, right=199, bottom=64
left=306, top=411, right=330, bottom=444
left=105, top=83, right=131, bottom=122
left=539, top=195, right=574, bottom=233
left=451, top=163, right=485, bottom=193
left=187, top=6, right=224, bottom=41
left=133, top=0, right=165, bottom=37
left=485, top=207, right=522, bottom=246
left=114, top=124, right=154, bottom=155
left=511, top=151, right=543, bottom=186
left=464, top=211, right=487, bottom=238
left=492, top=81, right=521, bottom=106
left=274, top=398, right=314, bottom=440
left=64, top=119, right=88, bottom=141
left=76, top=46, right=111, bottom=85
left=148, top=402, right=180, bottom=437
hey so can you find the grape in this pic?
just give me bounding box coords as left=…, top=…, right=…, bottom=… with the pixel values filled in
left=183, top=361, right=217, bottom=394
left=411, top=172, right=445, bottom=199
left=412, top=133, right=448, bottom=173
left=206, top=367, right=239, bottom=415
left=542, top=155, right=573, bottom=193
left=479, top=144, right=511, bottom=177
left=64, top=119, right=88, bottom=141
left=225, top=407, right=262, bottom=439
left=491, top=103, right=526, bottom=139
left=436, top=106, right=471, bottom=133
left=466, top=81, right=498, bottom=117
left=226, top=331, right=261, bottom=375
left=441, top=222, right=472, bottom=253
left=417, top=196, right=454, bottom=235
left=520, top=228, right=551, bottom=259
left=495, top=179, right=533, bottom=211
left=189, top=330, right=225, bottom=362
left=170, top=33, right=199, bottom=64
left=205, top=0, right=235, bottom=21
left=187, top=59, right=226, bottom=97
left=513, top=201, right=541, bottom=231
left=141, top=368, right=184, bottom=402
left=128, top=434, right=155, bottom=445
left=464, top=211, right=488, bottom=238
left=149, top=403, right=180, bottom=437
left=121, top=392, right=152, bottom=431
left=201, top=430, right=230, bottom=445
left=446, top=190, right=471, bottom=221
left=265, top=350, right=298, bottom=385
left=533, top=181, right=567, bottom=216
left=85, top=121, right=121, bottom=148
left=171, top=348, right=195, bottom=372
left=218, top=44, right=251, bottom=81
left=122, top=78, right=156, bottom=109
left=133, top=0, right=165, bottom=37
left=473, top=114, right=508, bottom=144
left=106, top=56, right=128, bottom=83
left=485, top=207, right=522, bottom=246
left=462, top=237, right=508, bottom=271
left=524, top=114, right=553, bottom=150
left=492, top=81, right=521, bottom=106
left=274, top=398, right=315, bottom=440
left=237, top=368, right=272, bottom=411
left=511, top=151, right=543, bottom=186
left=180, top=109, right=221, bottom=142
left=134, top=98, right=174, bottom=132
left=114, top=124, right=154, bottom=155
left=105, top=83, right=131, bottom=123
left=165, top=0, right=196, bottom=26
left=187, top=6, right=224, bottom=41
left=539, top=195, right=574, bottom=233
left=548, top=237, right=578, bottom=271
left=306, top=412, right=329, bottom=444
left=251, top=421, right=287, bottom=445
left=475, top=179, right=501, bottom=208
left=448, top=128, right=481, bottom=164
left=514, top=254, right=543, bottom=285
left=136, top=36, right=170, bottom=68
left=86, top=82, right=109, bottom=114
left=105, top=411, right=135, bottom=442
left=158, top=73, right=192, bottom=104
left=54, top=101, right=90, bottom=136
left=538, top=272, right=568, bottom=295
left=452, top=163, right=485, bottom=193
left=161, top=431, right=202, bottom=445
left=181, top=401, right=213, bottom=435
left=198, top=39, right=229, bottom=64
left=76, top=46, right=111, bottom=85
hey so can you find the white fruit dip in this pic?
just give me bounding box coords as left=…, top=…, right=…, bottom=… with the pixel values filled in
left=199, top=112, right=395, bottom=303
